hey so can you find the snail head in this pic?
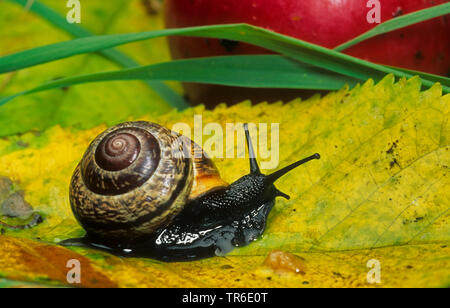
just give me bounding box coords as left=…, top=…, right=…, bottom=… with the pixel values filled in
left=243, top=123, right=320, bottom=201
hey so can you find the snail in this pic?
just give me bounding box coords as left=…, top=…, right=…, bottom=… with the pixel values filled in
left=60, top=121, right=320, bottom=261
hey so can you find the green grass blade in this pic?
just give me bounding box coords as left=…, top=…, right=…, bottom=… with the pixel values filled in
left=0, top=23, right=446, bottom=92
left=0, top=20, right=449, bottom=92
left=384, top=65, right=450, bottom=86
left=0, top=55, right=360, bottom=106
left=7, top=0, right=189, bottom=110
left=335, top=3, right=450, bottom=51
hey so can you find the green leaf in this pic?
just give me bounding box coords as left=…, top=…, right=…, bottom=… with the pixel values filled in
left=0, top=55, right=359, bottom=105
left=7, top=0, right=188, bottom=110
left=335, top=3, right=450, bottom=51
left=1, top=23, right=447, bottom=92
left=0, top=0, right=173, bottom=136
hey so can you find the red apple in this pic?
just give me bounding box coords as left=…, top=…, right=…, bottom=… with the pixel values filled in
left=164, top=0, right=449, bottom=106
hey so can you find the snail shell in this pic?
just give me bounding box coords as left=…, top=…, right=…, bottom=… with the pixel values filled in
left=69, top=121, right=226, bottom=241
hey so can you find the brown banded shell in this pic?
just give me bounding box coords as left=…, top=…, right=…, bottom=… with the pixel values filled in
left=70, top=121, right=193, bottom=241
left=69, top=121, right=227, bottom=242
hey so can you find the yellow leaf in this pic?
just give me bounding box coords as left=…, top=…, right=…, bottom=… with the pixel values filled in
left=0, top=76, right=449, bottom=287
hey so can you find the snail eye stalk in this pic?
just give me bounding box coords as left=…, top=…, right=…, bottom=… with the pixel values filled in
left=243, top=123, right=261, bottom=175
left=243, top=123, right=320, bottom=183
left=267, top=153, right=320, bottom=201
left=266, top=153, right=320, bottom=184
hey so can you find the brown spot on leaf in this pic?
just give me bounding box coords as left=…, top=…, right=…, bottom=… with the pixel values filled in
left=0, top=177, right=42, bottom=229
left=1, top=191, right=33, bottom=219
left=0, top=177, right=13, bottom=200
left=390, top=158, right=400, bottom=169
left=386, top=141, right=398, bottom=154
left=16, top=140, right=29, bottom=148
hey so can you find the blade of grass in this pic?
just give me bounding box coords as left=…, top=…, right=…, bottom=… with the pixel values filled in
left=335, top=3, right=450, bottom=51
left=7, top=0, right=189, bottom=109
left=0, top=23, right=447, bottom=92
left=384, top=65, right=450, bottom=86
left=0, top=55, right=360, bottom=106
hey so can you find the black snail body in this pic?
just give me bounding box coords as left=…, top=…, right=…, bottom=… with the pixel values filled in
left=60, top=121, right=320, bottom=262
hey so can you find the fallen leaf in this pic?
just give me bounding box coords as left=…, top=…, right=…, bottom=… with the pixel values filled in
left=0, top=76, right=448, bottom=287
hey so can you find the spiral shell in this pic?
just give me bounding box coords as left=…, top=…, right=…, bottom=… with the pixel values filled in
left=70, top=121, right=195, bottom=241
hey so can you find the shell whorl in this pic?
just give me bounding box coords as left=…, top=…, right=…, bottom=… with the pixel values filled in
left=82, top=127, right=161, bottom=195
left=70, top=121, right=193, bottom=241
left=95, top=131, right=142, bottom=171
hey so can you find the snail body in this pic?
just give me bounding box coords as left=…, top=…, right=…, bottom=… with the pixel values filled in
left=61, top=121, right=320, bottom=261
